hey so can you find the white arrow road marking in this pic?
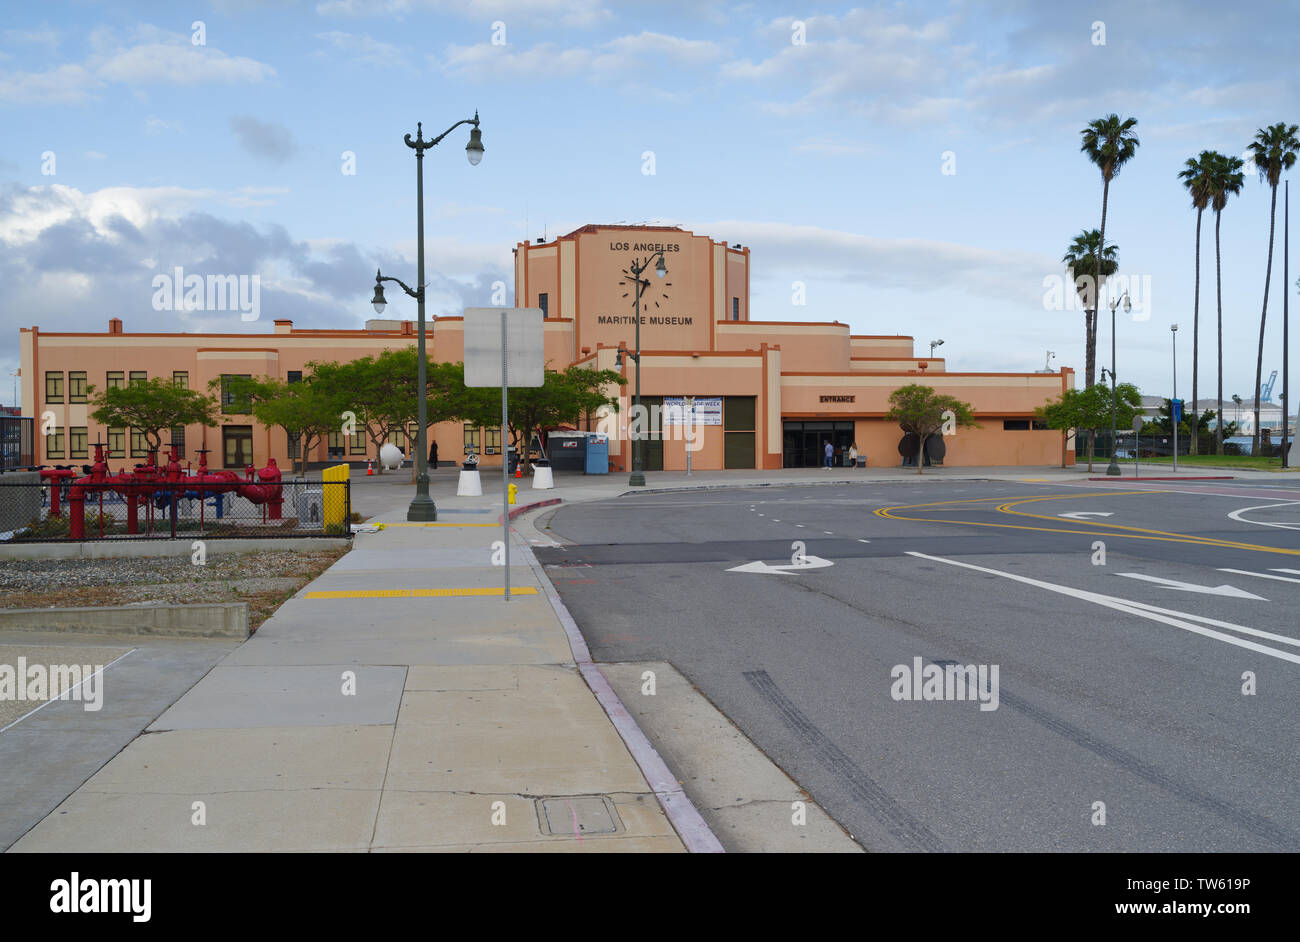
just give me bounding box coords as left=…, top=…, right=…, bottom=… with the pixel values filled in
left=906, top=552, right=1300, bottom=665
left=1228, top=500, right=1300, bottom=530
left=1218, top=568, right=1300, bottom=585
left=1116, top=572, right=1267, bottom=599
left=1058, top=511, right=1115, bottom=519
left=727, top=555, right=834, bottom=575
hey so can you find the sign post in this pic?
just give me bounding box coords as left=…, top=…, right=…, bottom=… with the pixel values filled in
left=685, top=395, right=694, bottom=476
left=463, top=307, right=544, bottom=599
left=1132, top=414, right=1145, bottom=478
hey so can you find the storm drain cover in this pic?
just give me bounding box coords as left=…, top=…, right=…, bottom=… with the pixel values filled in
left=537, top=796, right=621, bottom=836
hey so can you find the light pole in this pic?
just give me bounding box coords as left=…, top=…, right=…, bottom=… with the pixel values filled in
left=615, top=249, right=668, bottom=487
left=929, top=339, right=945, bottom=358
left=685, top=395, right=695, bottom=476
left=1171, top=323, right=1179, bottom=473
left=1105, top=290, right=1132, bottom=476
left=369, top=113, right=483, bottom=521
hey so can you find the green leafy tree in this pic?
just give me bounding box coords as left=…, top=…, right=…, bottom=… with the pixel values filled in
left=1246, top=122, right=1300, bottom=455
left=1178, top=151, right=1219, bottom=454
left=1206, top=152, right=1245, bottom=454
left=1036, top=382, right=1141, bottom=471
left=1063, top=229, right=1119, bottom=391
left=210, top=375, right=339, bottom=477
left=459, top=366, right=625, bottom=472
left=89, top=378, right=219, bottom=455
left=884, top=384, right=977, bottom=475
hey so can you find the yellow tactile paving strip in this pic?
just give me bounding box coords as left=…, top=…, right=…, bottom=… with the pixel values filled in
left=303, top=587, right=538, bottom=599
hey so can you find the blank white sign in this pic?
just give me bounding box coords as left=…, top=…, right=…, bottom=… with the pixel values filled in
left=463, top=307, right=545, bottom=388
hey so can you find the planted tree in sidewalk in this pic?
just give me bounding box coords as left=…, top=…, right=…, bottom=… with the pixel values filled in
left=885, top=384, right=976, bottom=475
left=1036, top=382, right=1141, bottom=471
left=209, top=374, right=337, bottom=476
left=88, top=378, right=219, bottom=455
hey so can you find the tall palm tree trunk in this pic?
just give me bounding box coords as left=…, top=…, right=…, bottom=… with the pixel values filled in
left=1089, top=179, right=1112, bottom=390
left=1216, top=210, right=1225, bottom=454
left=1254, top=184, right=1279, bottom=456
left=1191, top=208, right=1203, bottom=454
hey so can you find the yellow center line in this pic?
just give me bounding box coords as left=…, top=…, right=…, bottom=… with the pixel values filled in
left=875, top=493, right=1300, bottom=557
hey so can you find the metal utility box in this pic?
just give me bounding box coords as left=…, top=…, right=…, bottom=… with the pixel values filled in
left=548, top=432, right=587, bottom=472
left=584, top=434, right=609, bottom=474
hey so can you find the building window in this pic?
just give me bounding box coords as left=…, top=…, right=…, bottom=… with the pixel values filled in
left=220, top=374, right=252, bottom=414
left=538, top=293, right=548, bottom=316
left=106, top=371, right=124, bottom=390
left=130, top=429, right=148, bottom=458
left=732, top=297, right=740, bottom=321
left=350, top=431, right=367, bottom=455
left=464, top=423, right=480, bottom=454
left=45, top=372, right=64, bottom=404
left=69, top=427, right=88, bottom=459
left=69, top=372, right=88, bottom=404
left=484, top=427, right=502, bottom=455
left=45, top=428, right=65, bottom=459
left=287, top=371, right=302, bottom=384
left=390, top=426, right=407, bottom=450
left=170, top=426, right=186, bottom=458
left=222, top=426, right=254, bottom=469
left=1002, top=419, right=1045, bottom=431
left=107, top=427, right=126, bottom=459
left=173, top=371, right=188, bottom=389
left=287, top=432, right=301, bottom=460
left=129, top=371, right=147, bottom=387
left=327, top=430, right=344, bottom=458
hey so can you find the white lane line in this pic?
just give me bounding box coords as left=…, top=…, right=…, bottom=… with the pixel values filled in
left=0, top=648, right=138, bottom=734
left=905, top=552, right=1300, bottom=666
left=1218, top=568, right=1300, bottom=585
left=824, top=531, right=834, bottom=535
left=858, top=539, right=871, bottom=543
left=1272, top=568, right=1300, bottom=575
left=1227, top=500, right=1300, bottom=530
left=1107, top=598, right=1300, bottom=649
left=795, top=524, right=805, bottom=528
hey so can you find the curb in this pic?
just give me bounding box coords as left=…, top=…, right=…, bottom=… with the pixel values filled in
left=499, top=497, right=562, bottom=524
left=512, top=516, right=725, bottom=853
left=1087, top=475, right=1234, bottom=481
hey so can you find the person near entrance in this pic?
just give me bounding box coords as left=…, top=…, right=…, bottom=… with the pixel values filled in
left=428, top=439, right=438, bottom=469
left=849, top=442, right=859, bottom=468
left=824, top=440, right=833, bottom=469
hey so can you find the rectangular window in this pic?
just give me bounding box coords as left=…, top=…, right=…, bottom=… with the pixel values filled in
left=1003, top=419, right=1030, bottom=431
left=464, top=423, right=480, bottom=454
left=350, top=431, right=367, bottom=455
left=538, top=292, right=549, bottom=316
left=287, top=371, right=302, bottom=384
left=390, top=426, right=407, bottom=450
left=220, top=374, right=252, bottom=414
left=69, top=371, right=88, bottom=404
left=69, top=426, right=88, bottom=459
left=172, top=371, right=188, bottom=389
left=327, top=430, right=344, bottom=457
left=130, top=429, right=148, bottom=458
left=732, top=297, right=740, bottom=321
left=106, top=371, right=124, bottom=390
left=108, top=427, right=126, bottom=459
left=724, top=396, right=756, bottom=470
left=45, top=372, right=64, bottom=404
left=287, top=431, right=301, bottom=460
left=170, top=426, right=186, bottom=458
left=485, top=427, right=502, bottom=455
left=45, top=428, right=65, bottom=459
left=222, top=426, right=254, bottom=469
left=129, top=371, right=147, bottom=387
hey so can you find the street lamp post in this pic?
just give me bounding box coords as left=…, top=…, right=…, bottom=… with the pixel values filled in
left=369, top=114, right=483, bottom=521
left=1105, top=290, right=1132, bottom=476
left=616, top=250, right=668, bottom=487
left=929, top=339, right=945, bottom=358
left=1171, top=323, right=1179, bottom=474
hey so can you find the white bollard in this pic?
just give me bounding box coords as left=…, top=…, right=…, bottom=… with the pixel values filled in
left=457, top=467, right=482, bottom=497
left=532, top=464, right=554, bottom=490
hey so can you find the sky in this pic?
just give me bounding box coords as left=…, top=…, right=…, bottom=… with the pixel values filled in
left=2, top=0, right=1299, bottom=412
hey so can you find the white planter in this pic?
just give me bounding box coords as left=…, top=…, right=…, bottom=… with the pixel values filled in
left=456, top=469, right=482, bottom=497
left=531, top=465, right=554, bottom=489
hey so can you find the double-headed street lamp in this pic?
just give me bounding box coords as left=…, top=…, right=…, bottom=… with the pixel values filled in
left=1105, top=289, right=1132, bottom=477
left=929, top=339, right=945, bottom=357
left=614, top=249, right=669, bottom=487
left=370, top=113, right=483, bottom=521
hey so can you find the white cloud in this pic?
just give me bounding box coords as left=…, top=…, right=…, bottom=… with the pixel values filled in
left=317, top=0, right=612, bottom=29
left=314, top=31, right=408, bottom=68
left=439, top=30, right=724, bottom=81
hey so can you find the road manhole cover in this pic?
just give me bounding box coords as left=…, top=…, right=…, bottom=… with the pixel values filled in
left=536, top=796, right=622, bottom=836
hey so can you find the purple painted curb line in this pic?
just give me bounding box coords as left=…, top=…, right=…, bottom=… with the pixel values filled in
left=513, top=524, right=726, bottom=854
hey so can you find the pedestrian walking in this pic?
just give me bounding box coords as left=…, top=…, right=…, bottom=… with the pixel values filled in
left=428, top=439, right=439, bottom=468
left=824, top=440, right=833, bottom=469
left=849, top=442, right=859, bottom=467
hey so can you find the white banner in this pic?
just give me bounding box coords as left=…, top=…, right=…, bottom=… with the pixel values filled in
left=663, top=396, right=722, bottom=426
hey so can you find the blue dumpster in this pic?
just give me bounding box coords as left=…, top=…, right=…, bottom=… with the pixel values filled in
left=584, top=434, right=609, bottom=474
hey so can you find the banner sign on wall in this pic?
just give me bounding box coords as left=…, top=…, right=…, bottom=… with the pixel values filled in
left=663, top=396, right=722, bottom=426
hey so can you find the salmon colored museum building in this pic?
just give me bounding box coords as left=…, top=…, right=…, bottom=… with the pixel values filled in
left=18, top=224, right=1074, bottom=472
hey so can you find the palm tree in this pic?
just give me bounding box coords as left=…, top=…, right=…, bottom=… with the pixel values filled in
left=1177, top=151, right=1217, bottom=454
left=1207, top=152, right=1245, bottom=454
left=1246, top=122, right=1300, bottom=455
left=1063, top=229, right=1118, bottom=393
left=1080, top=114, right=1140, bottom=388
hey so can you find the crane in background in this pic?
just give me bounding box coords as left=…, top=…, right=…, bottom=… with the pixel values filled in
left=1262, top=369, right=1279, bottom=402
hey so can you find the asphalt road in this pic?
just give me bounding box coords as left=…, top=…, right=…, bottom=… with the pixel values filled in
left=535, top=478, right=1300, bottom=852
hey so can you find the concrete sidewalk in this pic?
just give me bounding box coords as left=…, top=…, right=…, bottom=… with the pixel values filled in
left=8, top=481, right=704, bottom=852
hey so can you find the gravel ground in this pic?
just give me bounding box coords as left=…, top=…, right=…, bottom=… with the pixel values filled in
left=0, top=548, right=348, bottom=631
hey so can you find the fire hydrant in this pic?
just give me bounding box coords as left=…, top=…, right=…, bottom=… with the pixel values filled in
left=508, top=483, right=517, bottom=505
